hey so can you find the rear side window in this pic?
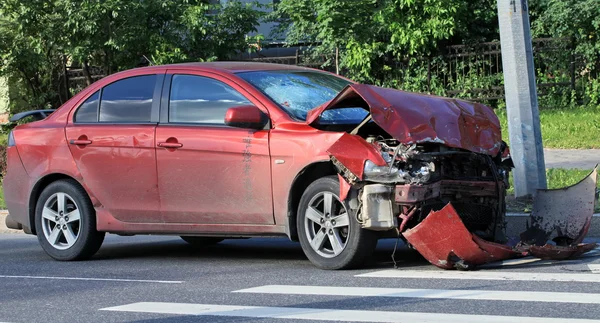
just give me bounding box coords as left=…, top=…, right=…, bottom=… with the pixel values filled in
left=74, top=91, right=99, bottom=122
left=169, top=75, right=251, bottom=124
left=99, top=75, right=156, bottom=123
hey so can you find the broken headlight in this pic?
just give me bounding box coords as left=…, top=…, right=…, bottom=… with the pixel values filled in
left=364, top=160, right=396, bottom=177
left=363, top=160, right=433, bottom=184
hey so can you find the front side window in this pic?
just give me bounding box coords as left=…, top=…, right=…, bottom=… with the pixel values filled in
left=74, top=91, right=99, bottom=122
left=169, top=75, right=251, bottom=124
left=99, top=75, right=156, bottom=123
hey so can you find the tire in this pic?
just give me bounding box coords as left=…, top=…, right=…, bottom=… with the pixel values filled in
left=35, top=179, right=105, bottom=261
left=297, top=176, right=378, bottom=270
left=180, top=236, right=224, bottom=246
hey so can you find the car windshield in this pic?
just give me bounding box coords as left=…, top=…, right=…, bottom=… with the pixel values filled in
left=237, top=70, right=368, bottom=124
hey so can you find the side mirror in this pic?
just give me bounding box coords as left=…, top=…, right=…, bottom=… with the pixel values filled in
left=224, top=105, right=268, bottom=130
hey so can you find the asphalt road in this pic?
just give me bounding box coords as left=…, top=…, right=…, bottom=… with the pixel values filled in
left=1, top=234, right=600, bottom=323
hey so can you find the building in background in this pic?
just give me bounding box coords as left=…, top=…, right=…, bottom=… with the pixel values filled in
left=220, top=0, right=299, bottom=59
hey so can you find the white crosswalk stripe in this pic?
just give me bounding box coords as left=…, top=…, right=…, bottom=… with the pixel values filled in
left=100, top=302, right=600, bottom=323
left=356, top=269, right=600, bottom=282
left=101, top=265, right=600, bottom=322
left=233, top=284, right=600, bottom=304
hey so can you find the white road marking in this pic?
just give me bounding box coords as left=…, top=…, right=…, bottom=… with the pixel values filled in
left=479, top=256, right=590, bottom=269
left=356, top=270, right=600, bottom=282
left=100, top=302, right=600, bottom=323
left=589, top=265, right=600, bottom=274
left=506, top=213, right=600, bottom=217
left=0, top=275, right=182, bottom=284
left=476, top=247, right=600, bottom=268
left=482, top=257, right=543, bottom=266
left=233, top=284, right=600, bottom=304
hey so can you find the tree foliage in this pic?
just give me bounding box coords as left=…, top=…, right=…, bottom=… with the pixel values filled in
left=0, top=0, right=263, bottom=112
left=530, top=0, right=600, bottom=69
left=274, top=0, right=463, bottom=83
left=1, top=0, right=599, bottom=114
left=274, top=0, right=600, bottom=84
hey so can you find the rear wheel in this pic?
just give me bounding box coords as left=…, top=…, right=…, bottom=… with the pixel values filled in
left=35, top=179, right=105, bottom=261
left=180, top=236, right=224, bottom=246
left=297, top=176, right=378, bottom=269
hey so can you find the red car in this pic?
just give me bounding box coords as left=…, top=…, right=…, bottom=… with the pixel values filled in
left=3, top=62, right=512, bottom=269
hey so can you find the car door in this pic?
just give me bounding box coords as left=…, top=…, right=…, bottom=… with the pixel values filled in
left=65, top=73, right=164, bottom=223
left=156, top=71, right=274, bottom=224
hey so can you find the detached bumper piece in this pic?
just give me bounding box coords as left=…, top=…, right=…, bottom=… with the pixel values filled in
left=403, top=204, right=522, bottom=269
left=404, top=166, right=598, bottom=270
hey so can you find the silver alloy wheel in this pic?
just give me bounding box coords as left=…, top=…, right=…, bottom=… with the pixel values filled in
left=304, top=191, right=350, bottom=258
left=41, top=192, right=81, bottom=250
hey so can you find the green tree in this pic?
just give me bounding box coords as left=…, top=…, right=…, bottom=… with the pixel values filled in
left=0, top=1, right=67, bottom=110
left=273, top=0, right=461, bottom=83
left=530, top=0, right=600, bottom=69
left=0, top=0, right=264, bottom=113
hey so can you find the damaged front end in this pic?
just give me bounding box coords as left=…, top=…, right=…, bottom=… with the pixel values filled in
left=403, top=167, right=598, bottom=269
left=311, top=84, right=598, bottom=270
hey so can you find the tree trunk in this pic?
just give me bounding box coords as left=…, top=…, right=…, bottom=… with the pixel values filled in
left=62, top=55, right=70, bottom=102
left=82, top=60, right=93, bottom=86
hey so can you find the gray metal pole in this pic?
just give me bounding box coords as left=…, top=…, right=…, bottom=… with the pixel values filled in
left=497, top=0, right=546, bottom=197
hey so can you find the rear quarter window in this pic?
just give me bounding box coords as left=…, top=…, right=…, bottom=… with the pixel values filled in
left=74, top=91, right=100, bottom=122
left=99, top=75, right=156, bottom=123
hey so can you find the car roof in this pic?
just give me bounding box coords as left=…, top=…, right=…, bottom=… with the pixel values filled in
left=136, top=61, right=317, bottom=74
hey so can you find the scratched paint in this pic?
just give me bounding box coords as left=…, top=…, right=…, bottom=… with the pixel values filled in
left=242, top=131, right=253, bottom=203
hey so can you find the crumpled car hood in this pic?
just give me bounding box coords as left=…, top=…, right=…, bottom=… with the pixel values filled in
left=306, top=84, right=503, bottom=156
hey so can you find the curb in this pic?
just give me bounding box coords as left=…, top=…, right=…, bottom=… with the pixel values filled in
left=0, top=211, right=21, bottom=234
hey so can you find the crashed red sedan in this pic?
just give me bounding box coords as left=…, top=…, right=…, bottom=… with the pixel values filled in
left=3, top=62, right=596, bottom=269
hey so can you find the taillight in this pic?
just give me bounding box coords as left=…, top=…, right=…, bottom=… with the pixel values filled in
left=7, top=131, right=15, bottom=147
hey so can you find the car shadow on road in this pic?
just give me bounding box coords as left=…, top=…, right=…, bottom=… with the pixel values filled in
left=92, top=236, right=427, bottom=269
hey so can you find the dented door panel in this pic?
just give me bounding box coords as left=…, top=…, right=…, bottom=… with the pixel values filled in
left=157, top=126, right=274, bottom=225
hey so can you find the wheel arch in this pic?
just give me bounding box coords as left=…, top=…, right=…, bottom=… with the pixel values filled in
left=28, top=173, right=87, bottom=235
left=287, top=161, right=337, bottom=241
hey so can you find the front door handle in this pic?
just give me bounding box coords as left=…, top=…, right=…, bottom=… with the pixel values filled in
left=69, top=137, right=92, bottom=146
left=158, top=142, right=183, bottom=149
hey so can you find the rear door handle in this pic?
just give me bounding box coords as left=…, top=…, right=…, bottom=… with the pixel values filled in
left=158, top=142, right=183, bottom=149
left=69, top=139, right=92, bottom=146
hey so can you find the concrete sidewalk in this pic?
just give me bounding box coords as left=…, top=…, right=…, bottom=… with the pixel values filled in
left=544, top=148, right=600, bottom=169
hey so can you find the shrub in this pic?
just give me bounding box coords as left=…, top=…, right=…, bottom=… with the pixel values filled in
left=0, top=145, right=6, bottom=178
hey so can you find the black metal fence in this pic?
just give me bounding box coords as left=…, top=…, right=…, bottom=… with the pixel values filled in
left=65, top=66, right=105, bottom=94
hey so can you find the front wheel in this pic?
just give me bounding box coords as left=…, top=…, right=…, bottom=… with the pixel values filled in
left=297, top=176, right=377, bottom=269
left=35, top=179, right=105, bottom=261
